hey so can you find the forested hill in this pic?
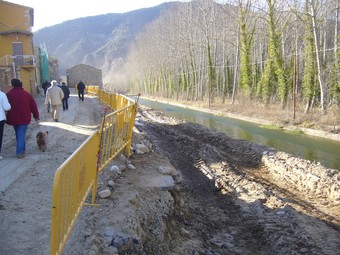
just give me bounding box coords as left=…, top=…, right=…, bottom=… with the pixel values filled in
left=34, top=0, right=339, bottom=117
left=33, top=2, right=178, bottom=80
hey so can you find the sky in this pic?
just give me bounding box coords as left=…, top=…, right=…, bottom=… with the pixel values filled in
left=9, top=0, right=175, bottom=31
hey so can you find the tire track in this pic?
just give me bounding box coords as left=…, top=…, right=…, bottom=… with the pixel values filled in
left=136, top=106, right=340, bottom=255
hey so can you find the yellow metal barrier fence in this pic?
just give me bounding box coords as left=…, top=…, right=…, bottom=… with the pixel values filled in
left=50, top=88, right=137, bottom=255
left=50, top=133, right=99, bottom=254
left=87, top=86, right=132, bottom=110
left=97, top=104, right=137, bottom=172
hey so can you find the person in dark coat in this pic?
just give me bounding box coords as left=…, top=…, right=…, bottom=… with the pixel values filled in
left=6, top=78, right=39, bottom=158
left=42, top=80, right=50, bottom=96
left=77, top=81, right=86, bottom=101
left=61, top=82, right=70, bottom=111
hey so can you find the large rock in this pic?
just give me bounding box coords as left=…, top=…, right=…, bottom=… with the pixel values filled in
left=98, top=189, right=112, bottom=199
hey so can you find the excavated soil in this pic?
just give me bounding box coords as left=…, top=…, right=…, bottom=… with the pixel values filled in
left=65, top=105, right=340, bottom=255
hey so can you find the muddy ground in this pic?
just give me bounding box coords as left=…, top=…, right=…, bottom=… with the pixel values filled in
left=0, top=92, right=339, bottom=255
left=65, top=105, right=339, bottom=255
left=132, top=106, right=340, bottom=255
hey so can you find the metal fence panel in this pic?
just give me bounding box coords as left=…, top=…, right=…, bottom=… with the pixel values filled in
left=50, top=88, right=137, bottom=255
left=50, top=133, right=99, bottom=254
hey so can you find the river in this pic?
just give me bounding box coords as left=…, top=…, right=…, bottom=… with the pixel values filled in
left=137, top=98, right=340, bottom=171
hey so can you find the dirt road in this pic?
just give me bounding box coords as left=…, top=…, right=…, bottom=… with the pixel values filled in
left=0, top=89, right=104, bottom=254
left=0, top=91, right=339, bottom=255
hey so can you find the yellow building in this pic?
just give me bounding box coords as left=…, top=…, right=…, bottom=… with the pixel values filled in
left=0, top=0, right=37, bottom=94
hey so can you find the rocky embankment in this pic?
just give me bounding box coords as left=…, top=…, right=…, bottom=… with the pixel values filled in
left=262, top=152, right=339, bottom=205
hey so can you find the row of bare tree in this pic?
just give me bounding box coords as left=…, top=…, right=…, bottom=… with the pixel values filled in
left=124, top=0, right=340, bottom=115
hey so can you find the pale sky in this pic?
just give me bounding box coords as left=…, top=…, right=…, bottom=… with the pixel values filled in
left=9, top=0, right=177, bottom=31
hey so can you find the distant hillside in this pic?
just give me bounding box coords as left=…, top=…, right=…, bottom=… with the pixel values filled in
left=33, top=2, right=177, bottom=84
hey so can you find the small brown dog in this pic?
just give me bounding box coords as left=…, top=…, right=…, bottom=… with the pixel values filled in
left=36, top=131, right=48, bottom=152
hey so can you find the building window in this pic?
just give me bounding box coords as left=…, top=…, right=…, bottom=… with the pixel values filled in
left=12, top=42, right=23, bottom=66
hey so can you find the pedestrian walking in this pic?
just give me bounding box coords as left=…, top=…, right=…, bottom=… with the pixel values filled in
left=61, top=82, right=70, bottom=111
left=42, top=80, right=51, bottom=112
left=6, top=78, right=39, bottom=159
left=77, top=81, right=86, bottom=101
left=0, top=90, right=11, bottom=160
left=45, top=80, right=64, bottom=122
left=41, top=80, right=50, bottom=95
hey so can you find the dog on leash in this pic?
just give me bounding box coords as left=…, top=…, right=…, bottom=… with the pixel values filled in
left=36, top=131, right=48, bottom=152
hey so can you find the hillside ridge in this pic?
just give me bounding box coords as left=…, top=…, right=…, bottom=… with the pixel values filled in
left=33, top=2, right=178, bottom=82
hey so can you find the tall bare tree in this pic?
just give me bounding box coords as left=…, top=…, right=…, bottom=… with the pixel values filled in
left=308, top=0, right=327, bottom=114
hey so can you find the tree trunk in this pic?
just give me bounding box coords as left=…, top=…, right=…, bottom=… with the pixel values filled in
left=232, top=38, right=240, bottom=105
left=310, top=0, right=327, bottom=115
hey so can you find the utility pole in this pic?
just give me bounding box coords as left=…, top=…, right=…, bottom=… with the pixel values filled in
left=293, top=54, right=296, bottom=121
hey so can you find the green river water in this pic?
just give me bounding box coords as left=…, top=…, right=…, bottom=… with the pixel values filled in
left=138, top=98, right=340, bottom=171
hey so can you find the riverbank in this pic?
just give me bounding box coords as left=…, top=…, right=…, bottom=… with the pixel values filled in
left=66, top=105, right=340, bottom=254
left=141, top=96, right=340, bottom=142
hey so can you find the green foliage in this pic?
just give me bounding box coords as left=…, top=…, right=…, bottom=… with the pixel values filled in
left=285, top=50, right=294, bottom=96
left=261, top=124, right=305, bottom=135
left=225, top=63, right=233, bottom=98
left=260, top=124, right=282, bottom=130
left=168, top=74, right=174, bottom=98
left=329, top=34, right=340, bottom=104
left=258, top=59, right=276, bottom=103
left=286, top=129, right=304, bottom=135
left=238, top=2, right=255, bottom=98
left=257, top=1, right=287, bottom=106
left=239, top=23, right=254, bottom=96
left=207, top=43, right=217, bottom=104
left=180, top=69, right=188, bottom=92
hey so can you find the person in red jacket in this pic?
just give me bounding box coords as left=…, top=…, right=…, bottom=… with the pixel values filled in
left=6, top=78, right=40, bottom=158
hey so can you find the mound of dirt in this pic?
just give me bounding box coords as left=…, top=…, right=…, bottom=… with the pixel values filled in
left=65, top=106, right=340, bottom=255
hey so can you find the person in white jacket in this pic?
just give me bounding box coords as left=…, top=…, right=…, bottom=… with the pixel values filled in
left=0, top=90, right=11, bottom=159
left=45, top=80, right=64, bottom=122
